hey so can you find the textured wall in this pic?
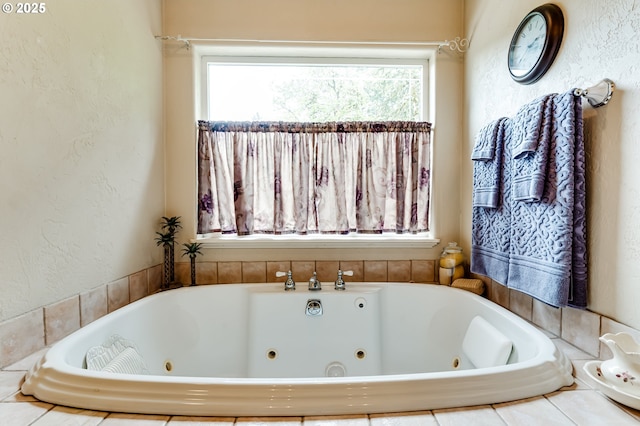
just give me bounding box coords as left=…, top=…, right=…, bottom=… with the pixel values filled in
left=463, top=0, right=640, bottom=328
left=0, top=0, right=164, bottom=322
left=162, top=0, right=465, bottom=261
left=163, top=0, right=462, bottom=42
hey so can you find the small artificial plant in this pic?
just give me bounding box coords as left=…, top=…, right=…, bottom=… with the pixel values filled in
left=181, top=242, right=203, bottom=286
left=155, top=216, right=181, bottom=289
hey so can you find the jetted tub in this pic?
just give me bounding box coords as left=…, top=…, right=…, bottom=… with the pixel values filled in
left=22, top=282, right=573, bottom=416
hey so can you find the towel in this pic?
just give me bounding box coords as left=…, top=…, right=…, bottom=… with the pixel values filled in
left=507, top=90, right=587, bottom=308
left=471, top=119, right=500, bottom=160
left=471, top=118, right=513, bottom=284
left=511, top=95, right=550, bottom=159
left=472, top=118, right=508, bottom=208
left=471, top=90, right=588, bottom=308
left=511, top=96, right=553, bottom=202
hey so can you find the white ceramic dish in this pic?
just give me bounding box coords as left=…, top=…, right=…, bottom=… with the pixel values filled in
left=583, top=360, right=640, bottom=410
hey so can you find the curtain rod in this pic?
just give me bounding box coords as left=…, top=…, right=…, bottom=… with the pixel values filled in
left=154, top=35, right=469, bottom=54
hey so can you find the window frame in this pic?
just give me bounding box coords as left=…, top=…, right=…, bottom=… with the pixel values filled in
left=202, top=57, right=426, bottom=122
left=195, top=43, right=439, bottom=249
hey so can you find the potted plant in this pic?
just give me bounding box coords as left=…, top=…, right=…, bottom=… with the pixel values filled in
left=155, top=216, right=181, bottom=289
left=181, top=242, right=203, bottom=286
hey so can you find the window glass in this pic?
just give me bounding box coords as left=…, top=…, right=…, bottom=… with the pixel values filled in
left=207, top=63, right=423, bottom=121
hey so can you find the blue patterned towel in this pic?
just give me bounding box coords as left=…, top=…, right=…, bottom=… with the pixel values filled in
left=511, top=95, right=550, bottom=159
left=471, top=119, right=513, bottom=284
left=471, top=90, right=587, bottom=308
left=507, top=90, right=587, bottom=308
left=472, top=118, right=508, bottom=208
left=472, top=119, right=501, bottom=160
left=511, top=96, right=553, bottom=202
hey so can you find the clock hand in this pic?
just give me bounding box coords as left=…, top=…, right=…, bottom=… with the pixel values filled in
left=527, top=35, right=543, bottom=50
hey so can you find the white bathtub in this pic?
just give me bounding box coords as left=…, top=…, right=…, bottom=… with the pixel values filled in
left=22, top=282, right=572, bottom=416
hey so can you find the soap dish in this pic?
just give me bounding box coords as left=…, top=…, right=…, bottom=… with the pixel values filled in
left=583, top=360, right=640, bottom=410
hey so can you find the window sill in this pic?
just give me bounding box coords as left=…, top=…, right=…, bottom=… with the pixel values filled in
left=196, top=234, right=440, bottom=249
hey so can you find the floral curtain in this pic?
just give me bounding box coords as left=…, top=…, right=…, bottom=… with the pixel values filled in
left=197, top=121, right=432, bottom=236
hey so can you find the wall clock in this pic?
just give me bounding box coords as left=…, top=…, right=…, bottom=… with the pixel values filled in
left=508, top=3, right=564, bottom=85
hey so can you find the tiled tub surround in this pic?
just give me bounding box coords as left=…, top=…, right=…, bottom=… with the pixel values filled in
left=1, top=258, right=637, bottom=368
left=0, top=265, right=163, bottom=369
left=3, top=261, right=640, bottom=422
left=0, top=260, right=434, bottom=369
left=19, top=283, right=572, bottom=416
left=3, top=304, right=640, bottom=424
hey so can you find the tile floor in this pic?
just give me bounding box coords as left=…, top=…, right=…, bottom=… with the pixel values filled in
left=2, top=337, right=640, bottom=425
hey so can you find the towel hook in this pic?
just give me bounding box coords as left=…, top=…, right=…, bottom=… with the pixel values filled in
left=574, top=79, right=615, bottom=108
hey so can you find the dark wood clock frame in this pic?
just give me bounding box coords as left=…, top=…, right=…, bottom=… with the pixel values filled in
left=508, top=3, right=565, bottom=85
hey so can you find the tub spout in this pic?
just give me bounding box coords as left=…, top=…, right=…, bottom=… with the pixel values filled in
left=308, top=272, right=321, bottom=291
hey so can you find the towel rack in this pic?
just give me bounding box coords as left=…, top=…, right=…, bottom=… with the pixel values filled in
left=574, top=79, right=615, bottom=108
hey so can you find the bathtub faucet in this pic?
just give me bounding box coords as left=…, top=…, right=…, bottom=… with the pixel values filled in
left=308, top=272, right=321, bottom=291
left=334, top=270, right=354, bottom=290
left=276, top=270, right=296, bottom=291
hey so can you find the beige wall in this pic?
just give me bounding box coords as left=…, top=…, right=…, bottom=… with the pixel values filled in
left=2, top=0, right=637, bottom=346
left=163, top=0, right=461, bottom=42
left=463, top=0, right=640, bottom=329
left=162, top=0, right=465, bottom=262
left=4, top=0, right=637, bottom=335
left=0, top=0, right=164, bottom=323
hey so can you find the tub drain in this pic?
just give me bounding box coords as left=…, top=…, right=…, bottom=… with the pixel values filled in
left=325, top=362, right=346, bottom=377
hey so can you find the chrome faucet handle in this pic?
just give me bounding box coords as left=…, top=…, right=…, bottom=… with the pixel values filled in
left=335, top=269, right=353, bottom=290
left=276, top=270, right=296, bottom=291
left=308, top=272, right=321, bottom=291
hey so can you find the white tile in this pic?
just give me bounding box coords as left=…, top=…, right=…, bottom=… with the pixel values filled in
left=80, top=286, right=108, bottom=327
left=44, top=295, right=80, bottom=345
left=236, top=417, right=302, bottom=426
left=100, top=412, right=171, bottom=425
left=493, top=396, right=573, bottom=425
left=167, top=416, right=235, bottom=425
left=3, top=347, right=48, bottom=371
left=0, top=401, right=53, bottom=426
left=432, top=405, right=506, bottom=425
left=0, top=309, right=45, bottom=368
left=303, top=415, right=369, bottom=426
left=616, top=402, right=640, bottom=422
left=370, top=411, right=438, bottom=425
left=552, top=338, right=595, bottom=361
left=570, top=359, right=598, bottom=390
left=548, top=389, right=639, bottom=425
left=107, top=277, right=130, bottom=312
left=30, top=405, right=107, bottom=425
left=509, top=289, right=533, bottom=321
left=0, top=370, right=26, bottom=400
left=532, top=299, right=561, bottom=336
left=561, top=308, right=600, bottom=357
left=2, top=390, right=39, bottom=402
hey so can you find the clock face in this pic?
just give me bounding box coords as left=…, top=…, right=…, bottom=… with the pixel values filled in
left=507, top=4, right=564, bottom=85
left=508, top=12, right=547, bottom=77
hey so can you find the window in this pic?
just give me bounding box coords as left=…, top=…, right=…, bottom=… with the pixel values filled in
left=206, top=63, right=423, bottom=122
left=197, top=47, right=437, bottom=249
